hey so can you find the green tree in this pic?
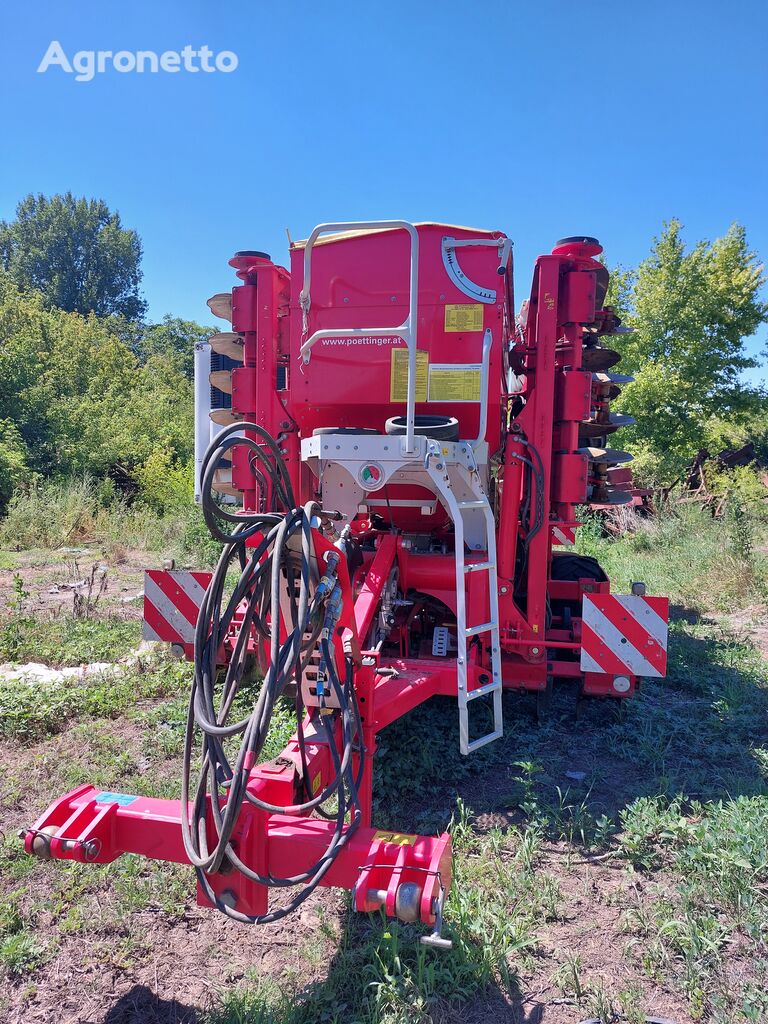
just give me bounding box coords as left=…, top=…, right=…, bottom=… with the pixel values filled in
left=135, top=315, right=214, bottom=379
left=0, top=192, right=146, bottom=320
left=0, top=418, right=33, bottom=509
left=0, top=272, right=192, bottom=484
left=605, top=221, right=768, bottom=482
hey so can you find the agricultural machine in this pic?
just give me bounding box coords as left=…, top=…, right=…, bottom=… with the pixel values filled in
left=24, top=221, right=668, bottom=945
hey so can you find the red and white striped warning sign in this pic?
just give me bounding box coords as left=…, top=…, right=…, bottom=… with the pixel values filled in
left=580, top=594, right=669, bottom=678
left=551, top=524, right=576, bottom=547
left=143, top=570, right=212, bottom=645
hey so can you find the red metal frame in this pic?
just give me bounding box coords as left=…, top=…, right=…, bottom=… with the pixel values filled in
left=25, top=226, right=669, bottom=934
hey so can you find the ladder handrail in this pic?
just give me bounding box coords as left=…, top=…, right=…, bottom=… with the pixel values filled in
left=425, top=450, right=503, bottom=754
left=472, top=329, right=493, bottom=450
left=299, top=221, right=420, bottom=454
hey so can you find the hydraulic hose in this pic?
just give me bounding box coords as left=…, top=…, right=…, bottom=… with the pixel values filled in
left=182, top=423, right=364, bottom=923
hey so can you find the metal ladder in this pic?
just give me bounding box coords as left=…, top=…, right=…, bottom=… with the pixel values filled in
left=426, top=450, right=503, bottom=755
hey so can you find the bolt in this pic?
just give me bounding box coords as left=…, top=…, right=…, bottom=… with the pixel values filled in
left=531, top=647, right=540, bottom=655
left=500, top=586, right=508, bottom=594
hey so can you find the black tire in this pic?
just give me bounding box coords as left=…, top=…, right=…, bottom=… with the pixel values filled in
left=384, top=415, right=460, bottom=441
left=550, top=553, right=608, bottom=584
left=550, top=553, right=607, bottom=623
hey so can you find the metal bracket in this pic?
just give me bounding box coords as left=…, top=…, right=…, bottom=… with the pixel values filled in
left=420, top=883, right=452, bottom=950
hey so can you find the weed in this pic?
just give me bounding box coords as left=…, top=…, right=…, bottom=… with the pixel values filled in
left=0, top=654, right=189, bottom=740
left=0, top=931, right=46, bottom=978
left=552, top=952, right=586, bottom=1001
left=0, top=614, right=141, bottom=666
left=586, top=980, right=618, bottom=1023
left=70, top=561, right=109, bottom=619
left=0, top=572, right=30, bottom=660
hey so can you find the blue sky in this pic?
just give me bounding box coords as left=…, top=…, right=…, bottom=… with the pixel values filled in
left=1, top=1, right=766, bottom=379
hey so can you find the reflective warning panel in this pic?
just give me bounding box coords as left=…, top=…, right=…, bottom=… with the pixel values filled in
left=551, top=524, right=576, bottom=547
left=580, top=594, right=669, bottom=678
left=143, top=570, right=213, bottom=645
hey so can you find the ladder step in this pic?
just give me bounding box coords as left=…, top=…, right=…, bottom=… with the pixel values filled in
left=464, top=729, right=504, bottom=754
left=465, top=679, right=502, bottom=701
left=463, top=561, right=495, bottom=573
left=457, top=499, right=487, bottom=509
left=465, top=622, right=495, bottom=637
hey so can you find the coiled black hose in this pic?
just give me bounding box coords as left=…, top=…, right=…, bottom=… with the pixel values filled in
left=182, top=423, right=364, bottom=923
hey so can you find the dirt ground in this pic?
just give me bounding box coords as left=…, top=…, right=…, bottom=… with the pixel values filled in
left=2, top=549, right=766, bottom=1023
left=0, top=547, right=148, bottom=623
left=1, top=701, right=698, bottom=1024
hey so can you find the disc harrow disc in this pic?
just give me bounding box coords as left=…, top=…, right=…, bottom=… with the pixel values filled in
left=579, top=413, right=636, bottom=439
left=209, top=332, right=244, bottom=361
left=577, top=446, right=634, bottom=465
left=209, top=408, right=243, bottom=426
left=209, top=370, right=233, bottom=395
left=581, top=346, right=622, bottom=371
left=207, top=292, right=233, bottom=322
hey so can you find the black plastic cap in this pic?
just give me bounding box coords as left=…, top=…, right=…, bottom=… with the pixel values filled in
left=554, top=236, right=600, bottom=248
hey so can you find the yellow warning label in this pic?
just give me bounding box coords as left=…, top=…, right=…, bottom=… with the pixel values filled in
left=428, top=365, right=482, bottom=403
left=373, top=830, right=417, bottom=846
left=444, top=303, right=484, bottom=333
left=311, top=772, right=322, bottom=795
left=390, top=348, right=428, bottom=402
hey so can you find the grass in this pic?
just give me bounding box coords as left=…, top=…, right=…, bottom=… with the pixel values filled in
left=575, top=503, right=768, bottom=612
left=0, top=614, right=141, bottom=666
left=0, top=475, right=221, bottom=565
left=0, top=500, right=767, bottom=1020
left=0, top=653, right=190, bottom=741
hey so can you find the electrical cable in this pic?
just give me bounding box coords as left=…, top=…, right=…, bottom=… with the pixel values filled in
left=182, top=423, right=364, bottom=924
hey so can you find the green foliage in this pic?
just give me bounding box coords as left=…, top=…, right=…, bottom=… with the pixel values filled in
left=133, top=450, right=194, bottom=514
left=0, top=931, right=46, bottom=978
left=576, top=502, right=768, bottom=612
left=0, top=418, right=33, bottom=509
left=0, top=192, right=146, bottom=319
left=0, top=476, right=111, bottom=548
left=0, top=656, right=189, bottom=741
left=605, top=221, right=768, bottom=483
left=0, top=474, right=217, bottom=566
left=135, top=315, right=214, bottom=380
left=0, top=615, right=141, bottom=667
left=0, top=275, right=194, bottom=485
left=705, top=464, right=768, bottom=518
